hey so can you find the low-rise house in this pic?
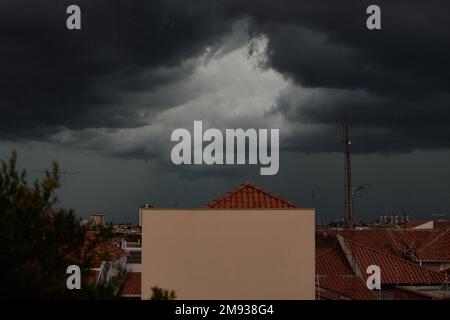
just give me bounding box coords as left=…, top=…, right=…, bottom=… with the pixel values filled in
left=337, top=235, right=444, bottom=299
left=89, top=212, right=106, bottom=226
left=316, top=247, right=376, bottom=300
left=120, top=239, right=142, bottom=272
left=82, top=232, right=128, bottom=294
left=141, top=182, right=315, bottom=300
left=414, top=230, right=450, bottom=272
left=315, top=227, right=449, bottom=299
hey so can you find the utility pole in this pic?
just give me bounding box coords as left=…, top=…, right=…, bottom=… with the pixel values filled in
left=343, top=116, right=354, bottom=229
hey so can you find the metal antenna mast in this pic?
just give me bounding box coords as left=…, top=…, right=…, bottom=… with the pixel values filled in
left=32, top=161, right=77, bottom=184
left=343, top=116, right=354, bottom=229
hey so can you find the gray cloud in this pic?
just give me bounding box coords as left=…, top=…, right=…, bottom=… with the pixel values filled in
left=1, top=0, right=449, bottom=156
left=0, top=0, right=235, bottom=139
left=275, top=85, right=450, bottom=153
left=1, top=0, right=449, bottom=222
left=236, top=0, right=450, bottom=154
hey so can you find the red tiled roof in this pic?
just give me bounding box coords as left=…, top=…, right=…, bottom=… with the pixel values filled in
left=340, top=237, right=444, bottom=285
left=86, top=269, right=100, bottom=286
left=316, top=248, right=353, bottom=276
left=434, top=221, right=450, bottom=231
left=316, top=246, right=377, bottom=300
left=340, top=229, right=439, bottom=258
left=120, top=272, right=141, bottom=296
left=317, top=276, right=377, bottom=300
left=316, top=247, right=335, bottom=255
left=317, top=288, right=346, bottom=300
left=205, top=182, right=297, bottom=208
left=416, top=230, right=450, bottom=262
left=82, top=232, right=128, bottom=268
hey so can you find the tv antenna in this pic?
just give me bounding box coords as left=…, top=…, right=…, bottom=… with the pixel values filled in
left=32, top=161, right=77, bottom=184
left=352, top=184, right=370, bottom=197
left=168, top=200, right=178, bottom=208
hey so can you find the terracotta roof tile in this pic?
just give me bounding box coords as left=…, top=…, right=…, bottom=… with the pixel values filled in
left=81, top=233, right=128, bottom=268
left=86, top=269, right=100, bottom=286
left=317, top=276, right=377, bottom=300
left=205, top=182, right=298, bottom=209
left=340, top=229, right=439, bottom=258
left=433, top=221, right=450, bottom=231
left=317, top=288, right=346, bottom=300
left=316, top=248, right=353, bottom=276
left=416, top=230, right=450, bottom=261
left=341, top=238, right=444, bottom=285
left=120, top=272, right=141, bottom=296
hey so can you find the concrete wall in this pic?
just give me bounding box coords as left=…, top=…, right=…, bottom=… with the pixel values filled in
left=141, top=208, right=315, bottom=300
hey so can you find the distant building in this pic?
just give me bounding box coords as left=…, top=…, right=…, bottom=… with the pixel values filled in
left=120, top=239, right=141, bottom=272
left=90, top=212, right=106, bottom=226
left=379, top=214, right=409, bottom=226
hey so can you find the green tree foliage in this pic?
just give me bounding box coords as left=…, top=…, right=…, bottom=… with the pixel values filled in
left=0, top=151, right=88, bottom=299
left=150, top=286, right=177, bottom=300
left=95, top=224, right=116, bottom=240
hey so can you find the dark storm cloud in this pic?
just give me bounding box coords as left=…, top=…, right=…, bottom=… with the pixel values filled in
left=226, top=0, right=450, bottom=94
left=1, top=0, right=449, bottom=154
left=0, top=0, right=233, bottom=138
left=224, top=0, right=450, bottom=153
left=276, top=87, right=450, bottom=153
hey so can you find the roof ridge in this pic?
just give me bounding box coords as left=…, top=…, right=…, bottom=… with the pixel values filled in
left=416, top=228, right=450, bottom=255
left=246, top=182, right=298, bottom=207
left=345, top=238, right=442, bottom=275
left=206, top=183, right=249, bottom=206
left=204, top=181, right=298, bottom=208
left=318, top=274, right=377, bottom=300
left=342, top=228, right=439, bottom=252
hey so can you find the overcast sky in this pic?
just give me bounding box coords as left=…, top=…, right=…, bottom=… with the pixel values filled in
left=1, top=0, right=449, bottom=223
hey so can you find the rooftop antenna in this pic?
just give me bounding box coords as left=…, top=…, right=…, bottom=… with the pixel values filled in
left=32, top=161, right=77, bottom=184
left=168, top=200, right=178, bottom=208
left=343, top=115, right=354, bottom=229
left=352, top=184, right=370, bottom=197
left=401, top=208, right=408, bottom=229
